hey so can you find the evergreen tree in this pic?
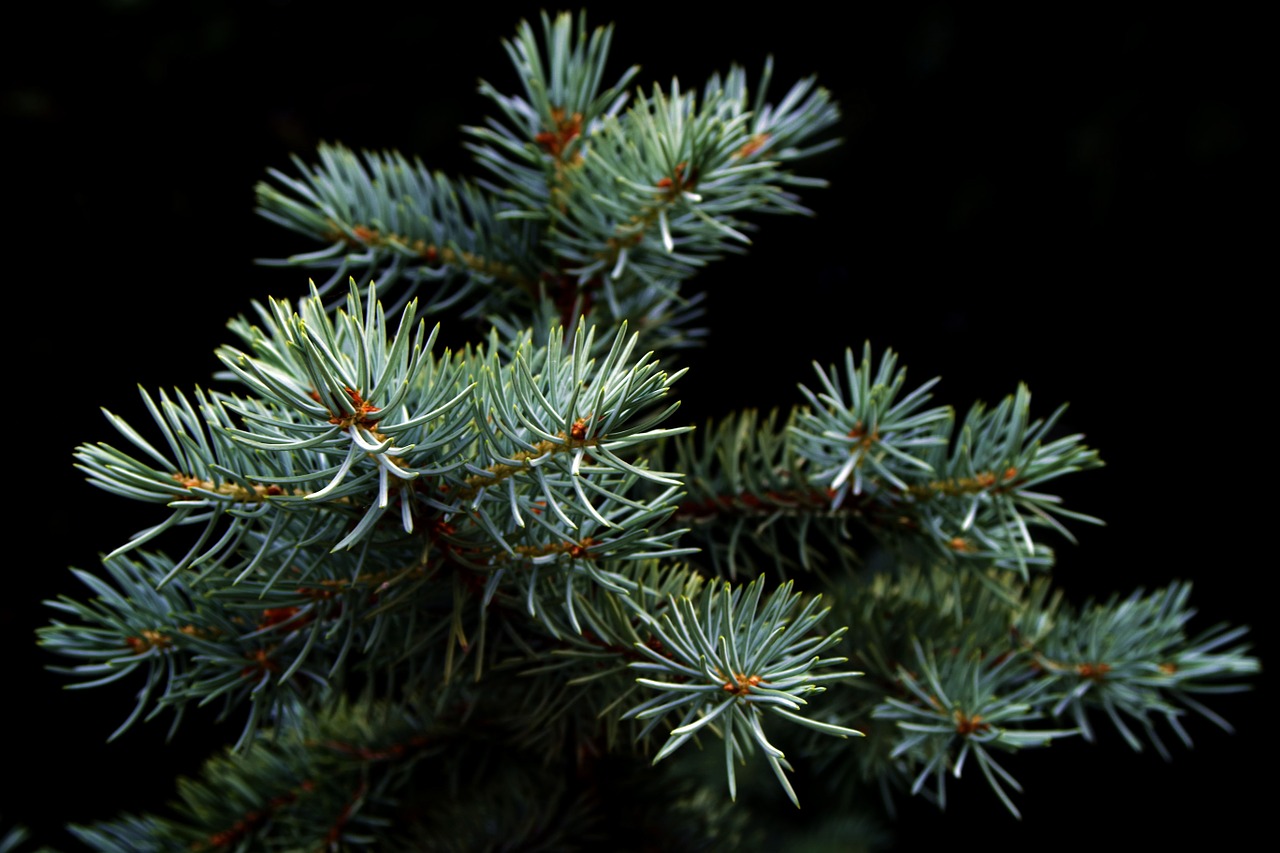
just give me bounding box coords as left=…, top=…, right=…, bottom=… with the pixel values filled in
left=10, top=3, right=1265, bottom=850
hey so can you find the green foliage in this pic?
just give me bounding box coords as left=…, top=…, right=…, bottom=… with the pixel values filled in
left=623, top=576, right=862, bottom=806
left=255, top=9, right=838, bottom=354
left=67, top=701, right=440, bottom=852
left=871, top=640, right=1076, bottom=818
left=1029, top=583, right=1257, bottom=756
left=38, top=10, right=1257, bottom=850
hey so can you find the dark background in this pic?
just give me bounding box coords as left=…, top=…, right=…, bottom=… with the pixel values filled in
left=7, top=1, right=1269, bottom=849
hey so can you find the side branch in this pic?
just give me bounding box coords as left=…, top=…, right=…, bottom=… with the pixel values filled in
left=170, top=474, right=305, bottom=502
left=328, top=222, right=537, bottom=293
left=458, top=419, right=601, bottom=499
left=677, top=469, right=1023, bottom=521
left=596, top=160, right=700, bottom=269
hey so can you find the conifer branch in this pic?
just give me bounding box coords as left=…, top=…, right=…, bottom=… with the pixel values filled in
left=39, top=9, right=1258, bottom=848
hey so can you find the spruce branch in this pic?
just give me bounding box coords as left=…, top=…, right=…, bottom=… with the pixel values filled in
left=36, top=8, right=1260, bottom=848
left=871, top=640, right=1076, bottom=819
left=255, top=143, right=542, bottom=318
left=466, top=10, right=639, bottom=212
left=671, top=407, right=853, bottom=580
left=39, top=540, right=446, bottom=748
left=665, top=344, right=1102, bottom=584
left=796, top=566, right=1259, bottom=817
left=256, top=11, right=840, bottom=354
left=622, top=575, right=862, bottom=806
left=66, top=699, right=444, bottom=853
left=1021, top=582, right=1259, bottom=757
left=53, top=279, right=702, bottom=749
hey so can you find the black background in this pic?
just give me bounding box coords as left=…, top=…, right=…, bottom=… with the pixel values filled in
left=6, top=1, right=1270, bottom=849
